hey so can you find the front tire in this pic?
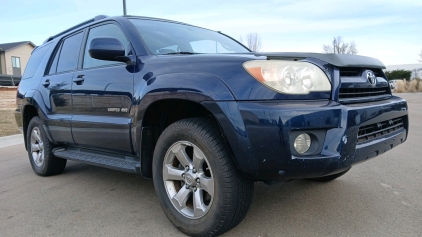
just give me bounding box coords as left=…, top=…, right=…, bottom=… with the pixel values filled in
left=27, top=116, right=67, bottom=176
left=153, top=118, right=254, bottom=237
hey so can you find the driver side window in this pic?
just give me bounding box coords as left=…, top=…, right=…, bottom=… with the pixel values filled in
left=83, top=23, right=130, bottom=69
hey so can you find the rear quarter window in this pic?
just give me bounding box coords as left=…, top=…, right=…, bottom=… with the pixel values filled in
left=22, top=43, right=52, bottom=79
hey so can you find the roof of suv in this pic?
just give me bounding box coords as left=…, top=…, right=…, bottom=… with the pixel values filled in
left=43, top=15, right=198, bottom=45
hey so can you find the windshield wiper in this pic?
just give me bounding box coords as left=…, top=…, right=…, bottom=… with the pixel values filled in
left=163, top=52, right=196, bottom=55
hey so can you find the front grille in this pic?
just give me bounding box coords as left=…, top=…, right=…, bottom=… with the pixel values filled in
left=339, top=87, right=390, bottom=101
left=338, top=67, right=390, bottom=103
left=340, top=67, right=384, bottom=78
left=357, top=117, right=404, bottom=143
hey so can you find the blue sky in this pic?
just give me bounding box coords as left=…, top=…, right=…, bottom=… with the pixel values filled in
left=1, top=0, right=421, bottom=65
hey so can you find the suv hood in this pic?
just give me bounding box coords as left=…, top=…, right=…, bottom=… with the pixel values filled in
left=254, top=52, right=386, bottom=69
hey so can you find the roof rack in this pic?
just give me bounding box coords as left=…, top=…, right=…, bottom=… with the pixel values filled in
left=43, top=15, right=109, bottom=43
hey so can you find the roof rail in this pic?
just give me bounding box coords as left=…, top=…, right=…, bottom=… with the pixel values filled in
left=43, top=15, right=109, bottom=43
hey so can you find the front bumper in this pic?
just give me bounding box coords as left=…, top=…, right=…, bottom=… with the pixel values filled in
left=203, top=96, right=408, bottom=181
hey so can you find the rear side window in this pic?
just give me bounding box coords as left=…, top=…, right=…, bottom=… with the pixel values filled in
left=48, top=44, right=61, bottom=75
left=55, top=32, right=83, bottom=73
left=22, top=44, right=52, bottom=79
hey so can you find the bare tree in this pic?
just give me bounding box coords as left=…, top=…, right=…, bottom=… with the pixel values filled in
left=412, top=68, right=421, bottom=79
left=240, top=33, right=262, bottom=52
left=419, top=50, right=422, bottom=62
left=323, top=36, right=358, bottom=55
left=348, top=41, right=358, bottom=55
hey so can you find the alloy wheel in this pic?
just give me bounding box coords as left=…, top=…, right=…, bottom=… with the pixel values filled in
left=30, top=127, right=44, bottom=167
left=163, top=141, right=214, bottom=219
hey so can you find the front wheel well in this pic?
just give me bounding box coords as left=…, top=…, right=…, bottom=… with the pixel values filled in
left=140, top=99, right=225, bottom=178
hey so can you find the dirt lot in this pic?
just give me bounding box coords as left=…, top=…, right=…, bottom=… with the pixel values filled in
left=0, top=87, right=21, bottom=137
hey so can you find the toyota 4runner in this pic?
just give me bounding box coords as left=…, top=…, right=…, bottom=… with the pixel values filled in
left=15, top=15, right=408, bottom=237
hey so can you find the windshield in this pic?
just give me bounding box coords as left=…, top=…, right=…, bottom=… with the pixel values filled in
left=129, top=19, right=250, bottom=55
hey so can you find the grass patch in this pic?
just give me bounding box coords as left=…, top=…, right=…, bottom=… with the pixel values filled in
left=0, top=110, right=21, bottom=137
left=395, top=78, right=422, bottom=93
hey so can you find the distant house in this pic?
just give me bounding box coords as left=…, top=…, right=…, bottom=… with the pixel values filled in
left=385, top=64, right=422, bottom=80
left=0, top=41, right=36, bottom=77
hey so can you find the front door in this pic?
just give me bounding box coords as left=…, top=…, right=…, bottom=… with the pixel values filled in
left=71, top=22, right=134, bottom=154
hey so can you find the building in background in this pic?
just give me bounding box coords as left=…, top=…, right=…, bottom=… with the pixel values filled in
left=385, top=64, right=422, bottom=80
left=0, top=41, right=35, bottom=86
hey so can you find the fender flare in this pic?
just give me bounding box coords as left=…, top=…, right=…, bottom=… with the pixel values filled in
left=19, top=89, right=55, bottom=149
left=131, top=72, right=236, bottom=160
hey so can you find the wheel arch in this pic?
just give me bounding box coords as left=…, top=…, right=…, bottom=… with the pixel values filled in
left=136, top=98, right=235, bottom=178
left=20, top=90, right=43, bottom=150
left=19, top=89, right=54, bottom=150
left=22, top=104, right=39, bottom=150
left=132, top=72, right=239, bottom=178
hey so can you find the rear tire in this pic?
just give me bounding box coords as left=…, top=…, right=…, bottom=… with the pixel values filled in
left=153, top=118, right=254, bottom=237
left=26, top=116, right=67, bottom=176
left=306, top=168, right=351, bottom=182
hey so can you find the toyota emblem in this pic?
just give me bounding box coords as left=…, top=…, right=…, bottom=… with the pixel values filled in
left=367, top=71, right=377, bottom=86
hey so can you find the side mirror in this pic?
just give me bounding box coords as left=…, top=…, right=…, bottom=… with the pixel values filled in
left=88, top=37, right=132, bottom=64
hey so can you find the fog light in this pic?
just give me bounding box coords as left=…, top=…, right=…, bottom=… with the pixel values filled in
left=294, top=133, right=311, bottom=154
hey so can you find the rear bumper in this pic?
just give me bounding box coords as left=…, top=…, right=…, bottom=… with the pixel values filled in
left=203, top=96, right=408, bottom=181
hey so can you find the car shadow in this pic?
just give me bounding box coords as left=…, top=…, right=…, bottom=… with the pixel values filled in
left=59, top=161, right=385, bottom=237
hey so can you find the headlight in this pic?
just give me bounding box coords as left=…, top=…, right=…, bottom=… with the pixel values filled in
left=243, top=60, right=331, bottom=94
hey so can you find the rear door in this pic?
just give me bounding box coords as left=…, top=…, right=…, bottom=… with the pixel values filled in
left=40, top=31, right=84, bottom=144
left=71, top=22, right=135, bottom=154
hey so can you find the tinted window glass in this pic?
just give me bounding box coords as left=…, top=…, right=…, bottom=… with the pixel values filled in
left=190, top=40, right=236, bottom=53
left=56, top=32, right=83, bottom=73
left=129, top=19, right=249, bottom=54
left=48, top=44, right=61, bottom=75
left=83, top=24, right=130, bottom=69
left=22, top=44, right=52, bottom=79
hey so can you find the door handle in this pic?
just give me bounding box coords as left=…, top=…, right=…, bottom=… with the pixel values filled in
left=73, top=75, right=85, bottom=85
left=42, top=79, right=50, bottom=87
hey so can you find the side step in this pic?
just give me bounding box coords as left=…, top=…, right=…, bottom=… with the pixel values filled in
left=53, top=147, right=141, bottom=174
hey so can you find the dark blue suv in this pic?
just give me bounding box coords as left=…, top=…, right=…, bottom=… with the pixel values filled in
left=15, top=15, right=408, bottom=237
